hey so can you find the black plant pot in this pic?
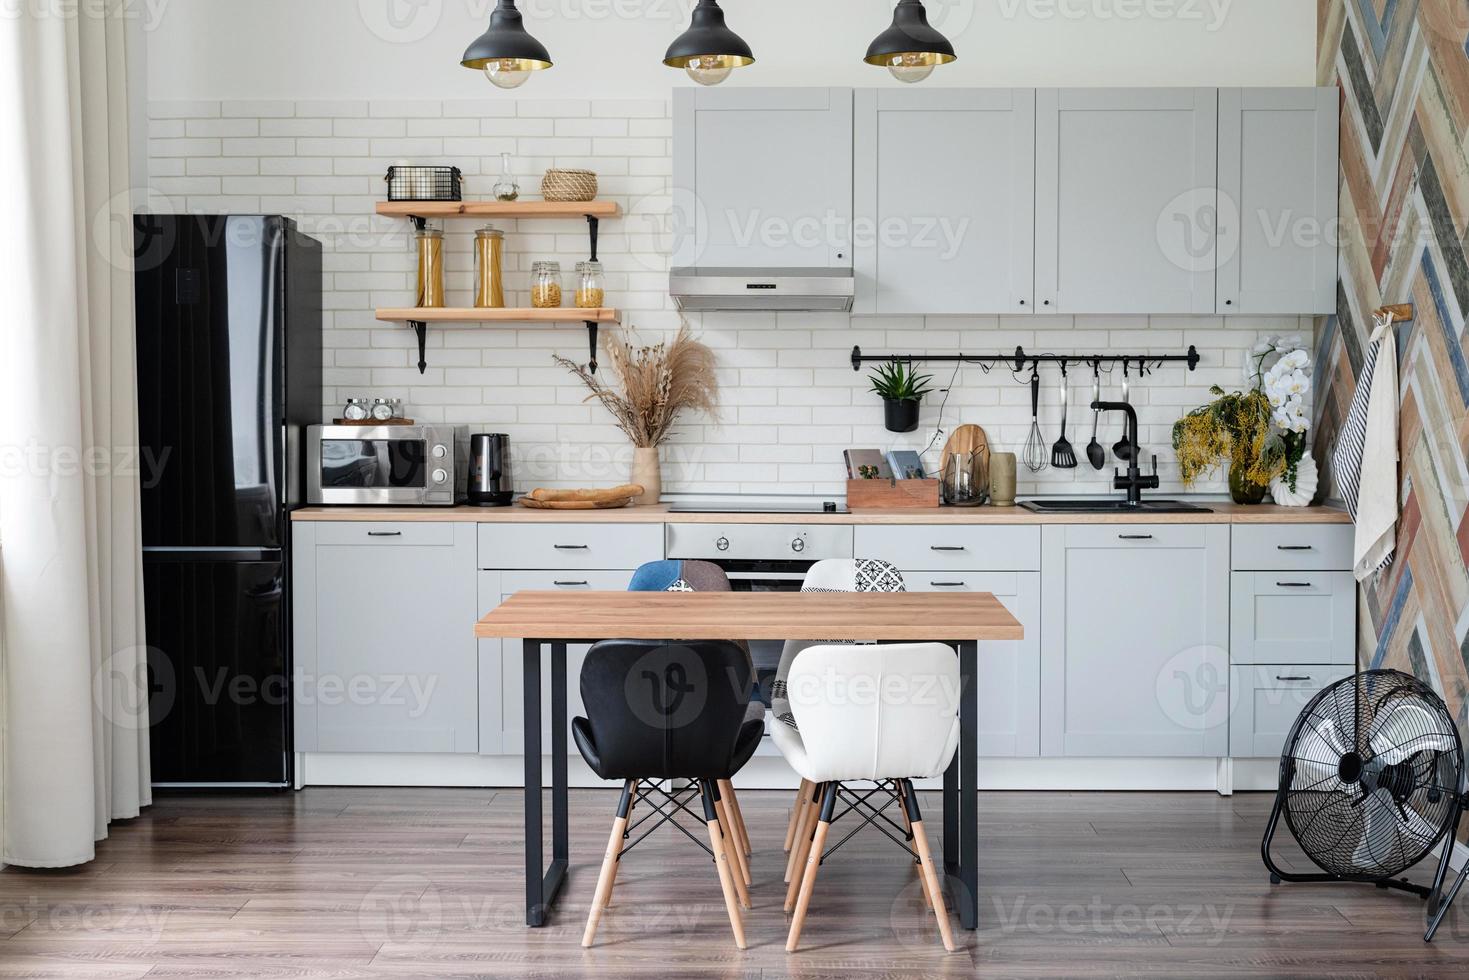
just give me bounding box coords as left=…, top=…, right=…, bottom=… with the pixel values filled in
left=883, top=397, right=920, bottom=433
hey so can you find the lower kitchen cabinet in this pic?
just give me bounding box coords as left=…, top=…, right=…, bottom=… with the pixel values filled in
left=1040, top=524, right=1230, bottom=757
left=1229, top=571, right=1355, bottom=665
left=1229, top=664, right=1353, bottom=758
left=293, top=522, right=479, bottom=754
left=905, top=572, right=1041, bottom=757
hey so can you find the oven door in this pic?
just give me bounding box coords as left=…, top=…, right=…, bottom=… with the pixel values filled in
left=307, top=426, right=455, bottom=505
left=720, top=560, right=813, bottom=710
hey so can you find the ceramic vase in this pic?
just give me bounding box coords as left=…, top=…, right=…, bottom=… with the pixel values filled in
left=631, top=446, right=661, bottom=506
left=1270, top=455, right=1319, bottom=507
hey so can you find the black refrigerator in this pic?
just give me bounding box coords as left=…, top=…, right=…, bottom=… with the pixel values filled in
left=133, top=214, right=321, bottom=787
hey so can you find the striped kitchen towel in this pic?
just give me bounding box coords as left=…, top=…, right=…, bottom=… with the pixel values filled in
left=1332, top=311, right=1399, bottom=580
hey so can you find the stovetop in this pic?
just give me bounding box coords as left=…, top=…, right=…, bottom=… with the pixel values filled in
left=666, top=501, right=849, bottom=515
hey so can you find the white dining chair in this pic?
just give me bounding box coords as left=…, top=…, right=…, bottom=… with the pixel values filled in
left=777, top=641, right=961, bottom=953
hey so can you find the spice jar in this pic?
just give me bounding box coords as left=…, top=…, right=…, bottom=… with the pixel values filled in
left=474, top=226, right=505, bottom=309
left=574, top=260, right=605, bottom=309
left=414, top=227, right=444, bottom=308
left=530, top=260, right=562, bottom=308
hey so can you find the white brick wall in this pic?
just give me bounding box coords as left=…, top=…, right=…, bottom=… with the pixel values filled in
left=147, top=98, right=1311, bottom=497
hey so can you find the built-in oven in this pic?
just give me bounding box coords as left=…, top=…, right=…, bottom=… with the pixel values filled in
left=306, top=424, right=463, bottom=506
left=665, top=523, right=854, bottom=710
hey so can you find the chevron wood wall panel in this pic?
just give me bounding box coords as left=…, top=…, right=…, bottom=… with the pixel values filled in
left=1319, top=0, right=1469, bottom=736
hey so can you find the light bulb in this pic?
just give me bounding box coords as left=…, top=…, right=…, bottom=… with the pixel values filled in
left=483, top=59, right=533, bottom=89
left=685, top=54, right=735, bottom=86
left=886, top=51, right=938, bottom=84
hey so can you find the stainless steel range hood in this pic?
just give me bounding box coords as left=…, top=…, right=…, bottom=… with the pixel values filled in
left=669, top=267, right=855, bottom=312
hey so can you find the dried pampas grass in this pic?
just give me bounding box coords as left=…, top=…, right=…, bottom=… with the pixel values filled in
left=554, top=323, right=719, bottom=448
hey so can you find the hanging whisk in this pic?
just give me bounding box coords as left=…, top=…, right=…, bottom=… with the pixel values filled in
left=1024, top=363, right=1047, bottom=473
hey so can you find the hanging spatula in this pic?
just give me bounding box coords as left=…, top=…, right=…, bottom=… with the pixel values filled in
left=1051, top=366, right=1077, bottom=469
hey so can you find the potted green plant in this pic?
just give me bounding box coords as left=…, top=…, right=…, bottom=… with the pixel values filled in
left=868, top=360, right=933, bottom=433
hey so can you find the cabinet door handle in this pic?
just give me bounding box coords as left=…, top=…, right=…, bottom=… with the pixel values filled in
left=553, top=544, right=589, bottom=550
left=930, top=545, right=966, bottom=551
left=553, top=580, right=589, bottom=587
left=930, top=581, right=967, bottom=588
left=1276, top=675, right=1312, bottom=682
left=1276, top=545, right=1313, bottom=551
left=367, top=531, right=402, bottom=537
left=1276, top=581, right=1313, bottom=588
left=1118, top=534, right=1154, bottom=540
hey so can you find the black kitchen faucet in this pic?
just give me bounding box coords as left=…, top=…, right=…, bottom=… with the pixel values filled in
left=1090, top=399, right=1160, bottom=507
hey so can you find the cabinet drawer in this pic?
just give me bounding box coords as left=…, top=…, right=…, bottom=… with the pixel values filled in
left=901, top=571, right=1020, bottom=594
left=1057, top=523, right=1211, bottom=550
left=478, top=523, right=662, bottom=570
left=1229, top=571, right=1355, bottom=665
left=856, top=525, right=1040, bottom=571
left=1231, top=524, right=1353, bottom=570
left=1230, top=664, right=1353, bottom=758
left=313, top=522, right=457, bottom=547
left=497, top=570, right=638, bottom=593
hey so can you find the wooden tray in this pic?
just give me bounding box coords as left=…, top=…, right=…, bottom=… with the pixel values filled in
left=332, top=418, right=416, bottom=426
left=518, top=496, right=636, bottom=510
left=846, top=478, right=940, bottom=510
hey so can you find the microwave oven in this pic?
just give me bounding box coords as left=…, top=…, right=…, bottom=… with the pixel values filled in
left=306, top=424, right=463, bottom=506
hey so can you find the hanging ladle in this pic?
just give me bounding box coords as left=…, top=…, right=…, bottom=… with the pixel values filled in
left=1112, top=361, right=1133, bottom=462
left=1086, top=361, right=1106, bottom=470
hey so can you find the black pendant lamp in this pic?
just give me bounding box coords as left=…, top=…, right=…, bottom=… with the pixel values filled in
left=461, top=0, right=552, bottom=90
left=865, top=0, right=956, bottom=84
left=664, top=0, right=754, bottom=87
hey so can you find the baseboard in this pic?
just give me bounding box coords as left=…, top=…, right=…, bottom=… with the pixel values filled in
left=297, top=752, right=1293, bottom=792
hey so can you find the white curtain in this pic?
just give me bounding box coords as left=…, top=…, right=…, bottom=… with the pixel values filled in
left=0, top=3, right=150, bottom=867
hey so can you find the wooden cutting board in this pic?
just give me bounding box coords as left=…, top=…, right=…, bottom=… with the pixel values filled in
left=940, top=424, right=990, bottom=481
left=517, top=496, right=636, bottom=510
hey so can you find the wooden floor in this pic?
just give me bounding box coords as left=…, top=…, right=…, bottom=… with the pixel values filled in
left=1, top=787, right=1466, bottom=977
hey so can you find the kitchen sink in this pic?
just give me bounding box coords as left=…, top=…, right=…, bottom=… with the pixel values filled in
left=1019, top=499, right=1213, bottom=514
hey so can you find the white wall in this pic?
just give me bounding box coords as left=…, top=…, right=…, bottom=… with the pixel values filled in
left=145, top=0, right=1315, bottom=101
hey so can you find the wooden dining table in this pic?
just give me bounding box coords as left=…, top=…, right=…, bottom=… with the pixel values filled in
left=473, top=589, right=1024, bottom=930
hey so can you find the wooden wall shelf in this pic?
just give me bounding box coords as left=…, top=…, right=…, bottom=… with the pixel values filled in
left=376, top=200, right=620, bottom=220
left=376, top=307, right=620, bottom=325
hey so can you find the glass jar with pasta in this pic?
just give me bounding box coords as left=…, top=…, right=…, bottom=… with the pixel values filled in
left=414, top=227, right=444, bottom=308
left=473, top=226, right=504, bottom=309
left=530, top=260, right=562, bottom=309
left=574, top=260, right=605, bottom=310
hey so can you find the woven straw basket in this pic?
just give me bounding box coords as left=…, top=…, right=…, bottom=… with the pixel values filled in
left=541, top=169, right=598, bottom=202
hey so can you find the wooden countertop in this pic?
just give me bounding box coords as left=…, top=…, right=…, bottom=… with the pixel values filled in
left=475, top=590, right=1025, bottom=642
left=292, top=502, right=1351, bottom=525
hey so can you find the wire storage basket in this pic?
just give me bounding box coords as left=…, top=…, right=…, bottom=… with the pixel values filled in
left=541, top=168, right=598, bottom=202
left=385, top=165, right=463, bottom=202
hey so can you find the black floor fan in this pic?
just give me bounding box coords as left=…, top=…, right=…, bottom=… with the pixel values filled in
left=1262, top=669, right=1469, bottom=942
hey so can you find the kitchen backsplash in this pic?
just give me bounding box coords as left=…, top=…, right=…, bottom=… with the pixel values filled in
left=147, top=96, right=1312, bottom=497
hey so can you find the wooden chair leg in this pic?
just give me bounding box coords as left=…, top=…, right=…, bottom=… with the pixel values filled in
left=784, top=781, right=818, bottom=885
left=701, top=779, right=747, bottom=950
left=720, top=779, right=752, bottom=858
left=903, top=779, right=957, bottom=953
left=582, top=780, right=635, bottom=948
left=784, top=781, right=822, bottom=912
left=604, top=780, right=637, bottom=911
left=897, top=781, right=932, bottom=911
left=784, top=778, right=811, bottom=854
left=713, top=784, right=753, bottom=908
left=786, top=782, right=838, bottom=953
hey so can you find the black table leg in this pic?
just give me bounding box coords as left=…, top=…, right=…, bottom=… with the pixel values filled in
left=943, top=751, right=958, bottom=875
left=523, top=638, right=568, bottom=926
left=958, top=639, right=979, bottom=930
left=551, top=641, right=569, bottom=878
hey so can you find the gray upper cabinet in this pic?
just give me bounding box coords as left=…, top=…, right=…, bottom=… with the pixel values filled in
left=1040, top=524, right=1230, bottom=757
left=853, top=88, right=1035, bottom=315
left=1036, top=88, right=1219, bottom=314
left=293, top=522, right=478, bottom=754
left=1216, top=88, right=1339, bottom=314
left=672, top=87, right=853, bottom=269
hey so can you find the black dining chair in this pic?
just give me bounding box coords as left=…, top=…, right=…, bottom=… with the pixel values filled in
left=574, top=638, right=763, bottom=949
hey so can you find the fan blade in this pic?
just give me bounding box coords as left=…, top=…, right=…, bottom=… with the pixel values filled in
left=1352, top=788, right=1405, bottom=872
left=1370, top=703, right=1456, bottom=764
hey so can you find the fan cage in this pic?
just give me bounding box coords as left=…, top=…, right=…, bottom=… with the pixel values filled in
left=1277, top=669, right=1464, bottom=882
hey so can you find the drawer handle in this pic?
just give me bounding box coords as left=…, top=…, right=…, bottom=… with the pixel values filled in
left=553, top=544, right=590, bottom=550
left=930, top=545, right=966, bottom=552
left=1277, top=545, right=1314, bottom=551
left=930, top=581, right=967, bottom=587
left=554, top=580, right=589, bottom=587
left=1118, top=534, right=1154, bottom=540
left=1276, top=581, right=1314, bottom=588
left=367, top=531, right=402, bottom=537
left=1276, top=675, right=1313, bottom=682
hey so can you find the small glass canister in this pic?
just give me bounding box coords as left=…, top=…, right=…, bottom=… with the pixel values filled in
left=414, top=227, right=444, bottom=308
left=574, top=260, right=605, bottom=309
left=530, top=260, right=562, bottom=308
left=474, top=226, right=505, bottom=309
